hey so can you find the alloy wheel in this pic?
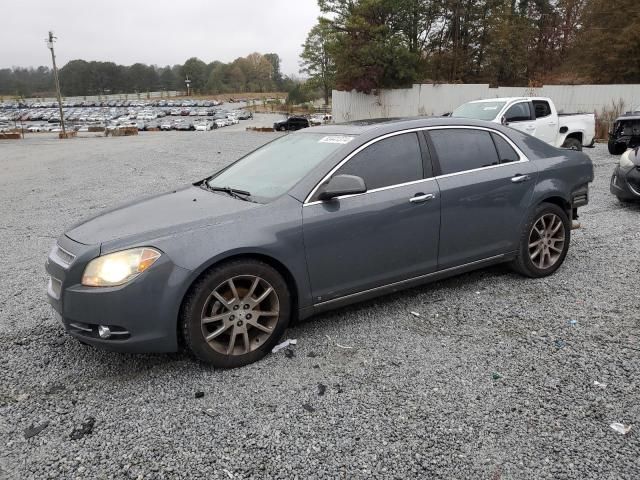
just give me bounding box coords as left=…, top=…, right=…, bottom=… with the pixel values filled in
left=200, top=275, right=279, bottom=355
left=528, top=213, right=566, bottom=270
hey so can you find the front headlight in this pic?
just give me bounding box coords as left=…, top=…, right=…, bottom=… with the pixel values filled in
left=82, top=247, right=161, bottom=287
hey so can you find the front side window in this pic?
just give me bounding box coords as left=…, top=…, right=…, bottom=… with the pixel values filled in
left=504, top=102, right=532, bottom=123
left=429, top=129, right=500, bottom=174
left=331, top=132, right=423, bottom=191
left=208, top=133, right=351, bottom=202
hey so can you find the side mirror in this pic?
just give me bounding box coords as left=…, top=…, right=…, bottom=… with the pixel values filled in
left=501, top=115, right=508, bottom=126
left=317, top=174, right=367, bottom=201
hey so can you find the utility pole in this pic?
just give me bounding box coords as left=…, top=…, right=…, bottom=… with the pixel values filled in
left=46, top=31, right=66, bottom=137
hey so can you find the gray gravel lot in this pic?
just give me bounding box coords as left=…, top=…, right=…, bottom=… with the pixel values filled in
left=0, top=133, right=638, bottom=479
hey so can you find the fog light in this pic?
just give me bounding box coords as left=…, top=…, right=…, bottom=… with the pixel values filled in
left=98, top=325, right=112, bottom=339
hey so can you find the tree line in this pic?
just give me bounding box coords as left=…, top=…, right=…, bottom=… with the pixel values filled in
left=300, top=0, right=640, bottom=95
left=0, top=52, right=296, bottom=97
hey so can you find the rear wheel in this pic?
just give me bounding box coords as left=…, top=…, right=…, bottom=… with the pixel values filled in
left=562, top=137, right=582, bottom=151
left=510, top=203, right=570, bottom=278
left=181, top=259, right=291, bottom=368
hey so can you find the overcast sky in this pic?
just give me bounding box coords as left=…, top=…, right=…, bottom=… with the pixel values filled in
left=1, top=0, right=321, bottom=75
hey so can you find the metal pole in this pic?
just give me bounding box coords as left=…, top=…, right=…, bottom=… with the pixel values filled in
left=47, top=31, right=66, bottom=137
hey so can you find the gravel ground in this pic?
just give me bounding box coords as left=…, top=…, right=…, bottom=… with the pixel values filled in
left=0, top=134, right=638, bottom=479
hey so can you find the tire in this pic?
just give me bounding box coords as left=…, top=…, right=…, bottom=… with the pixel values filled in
left=608, top=141, right=627, bottom=155
left=617, top=195, right=633, bottom=204
left=510, top=202, right=571, bottom=278
left=181, top=259, right=291, bottom=368
left=562, top=137, right=582, bottom=151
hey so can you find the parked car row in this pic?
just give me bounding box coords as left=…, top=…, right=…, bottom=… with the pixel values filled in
left=2, top=107, right=253, bottom=133
left=0, top=99, right=224, bottom=109
left=0, top=105, right=253, bottom=124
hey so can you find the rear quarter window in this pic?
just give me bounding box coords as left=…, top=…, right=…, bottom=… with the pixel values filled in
left=491, top=133, right=520, bottom=163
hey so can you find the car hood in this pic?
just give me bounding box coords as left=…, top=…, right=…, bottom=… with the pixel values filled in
left=65, top=185, right=260, bottom=246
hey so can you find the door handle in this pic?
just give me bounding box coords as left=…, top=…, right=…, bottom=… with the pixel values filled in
left=511, top=174, right=530, bottom=183
left=410, top=193, right=435, bottom=204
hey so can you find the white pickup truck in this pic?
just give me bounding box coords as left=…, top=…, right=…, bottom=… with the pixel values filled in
left=451, top=97, right=595, bottom=151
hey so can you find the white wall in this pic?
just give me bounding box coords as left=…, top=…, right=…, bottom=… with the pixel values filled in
left=332, top=84, right=640, bottom=122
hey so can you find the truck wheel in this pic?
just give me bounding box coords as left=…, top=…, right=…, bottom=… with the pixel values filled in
left=562, top=138, right=582, bottom=151
left=510, top=202, right=571, bottom=278
left=181, top=259, right=291, bottom=368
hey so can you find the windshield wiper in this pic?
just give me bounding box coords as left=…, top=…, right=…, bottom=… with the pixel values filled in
left=200, top=182, right=252, bottom=201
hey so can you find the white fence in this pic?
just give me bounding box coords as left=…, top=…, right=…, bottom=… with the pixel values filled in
left=332, top=84, right=640, bottom=122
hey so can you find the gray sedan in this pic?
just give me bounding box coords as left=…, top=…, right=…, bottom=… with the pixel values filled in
left=46, top=118, right=594, bottom=367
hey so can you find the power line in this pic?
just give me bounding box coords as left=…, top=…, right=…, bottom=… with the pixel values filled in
left=46, top=31, right=67, bottom=138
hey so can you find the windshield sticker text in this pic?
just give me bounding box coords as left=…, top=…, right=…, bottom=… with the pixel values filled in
left=319, top=136, right=354, bottom=144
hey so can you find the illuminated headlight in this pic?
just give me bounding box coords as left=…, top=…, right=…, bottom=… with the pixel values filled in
left=82, top=248, right=161, bottom=287
left=619, top=149, right=638, bottom=169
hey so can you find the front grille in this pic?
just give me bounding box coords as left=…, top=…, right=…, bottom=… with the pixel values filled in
left=628, top=177, right=640, bottom=196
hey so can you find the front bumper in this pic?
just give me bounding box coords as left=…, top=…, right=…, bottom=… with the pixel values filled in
left=610, top=165, right=640, bottom=201
left=45, top=235, right=191, bottom=353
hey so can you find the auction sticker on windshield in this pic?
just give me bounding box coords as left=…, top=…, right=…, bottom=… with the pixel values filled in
left=319, top=135, right=354, bottom=144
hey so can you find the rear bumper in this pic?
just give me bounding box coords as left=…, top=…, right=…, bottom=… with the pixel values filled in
left=610, top=165, right=640, bottom=200
left=46, top=235, right=191, bottom=353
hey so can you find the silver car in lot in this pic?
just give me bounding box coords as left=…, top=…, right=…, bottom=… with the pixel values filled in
left=46, top=118, right=593, bottom=367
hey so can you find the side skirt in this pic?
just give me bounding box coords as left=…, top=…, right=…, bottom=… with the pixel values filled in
left=297, top=253, right=513, bottom=320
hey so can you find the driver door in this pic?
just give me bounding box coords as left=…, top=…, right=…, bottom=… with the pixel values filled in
left=302, top=132, right=441, bottom=304
left=504, top=101, right=536, bottom=137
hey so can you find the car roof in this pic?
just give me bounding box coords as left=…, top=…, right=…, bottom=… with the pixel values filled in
left=301, top=116, right=508, bottom=136
left=466, top=97, right=527, bottom=104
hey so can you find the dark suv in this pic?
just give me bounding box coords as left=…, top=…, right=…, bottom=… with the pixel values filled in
left=273, top=116, right=310, bottom=131
left=608, top=111, right=640, bottom=154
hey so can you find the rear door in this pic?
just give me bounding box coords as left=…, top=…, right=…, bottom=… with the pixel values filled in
left=532, top=100, right=558, bottom=145
left=426, top=127, right=538, bottom=269
left=302, top=132, right=441, bottom=303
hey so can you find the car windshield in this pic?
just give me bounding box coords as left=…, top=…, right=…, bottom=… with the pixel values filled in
left=207, top=133, right=353, bottom=203
left=451, top=101, right=507, bottom=121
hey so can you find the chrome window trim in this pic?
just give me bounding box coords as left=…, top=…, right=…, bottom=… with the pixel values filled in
left=303, top=125, right=529, bottom=206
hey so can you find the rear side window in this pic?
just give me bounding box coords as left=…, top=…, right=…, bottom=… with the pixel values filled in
left=504, top=102, right=532, bottom=122
left=491, top=133, right=520, bottom=163
left=532, top=100, right=552, bottom=118
left=429, top=129, right=500, bottom=174
left=334, top=132, right=423, bottom=190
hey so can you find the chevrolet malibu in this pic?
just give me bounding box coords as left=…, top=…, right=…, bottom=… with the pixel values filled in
left=46, top=118, right=594, bottom=367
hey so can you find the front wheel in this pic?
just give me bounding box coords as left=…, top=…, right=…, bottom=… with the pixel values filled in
left=181, top=259, right=291, bottom=368
left=510, top=203, right=571, bottom=278
left=608, top=141, right=627, bottom=155
left=562, top=137, right=582, bottom=151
